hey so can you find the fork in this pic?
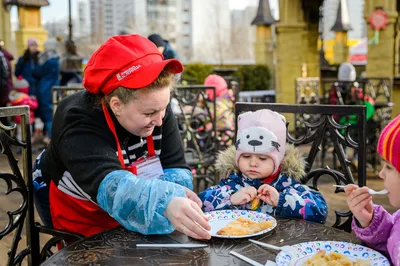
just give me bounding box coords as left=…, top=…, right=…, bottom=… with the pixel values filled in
left=249, top=239, right=296, bottom=255
left=333, top=185, right=388, bottom=195
left=230, top=251, right=277, bottom=266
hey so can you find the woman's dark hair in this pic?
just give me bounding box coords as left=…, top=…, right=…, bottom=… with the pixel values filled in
left=22, top=49, right=39, bottom=63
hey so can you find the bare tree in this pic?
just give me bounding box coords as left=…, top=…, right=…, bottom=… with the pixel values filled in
left=193, top=1, right=230, bottom=64
left=229, top=7, right=257, bottom=62
left=230, top=21, right=253, bottom=60
left=213, top=1, right=225, bottom=65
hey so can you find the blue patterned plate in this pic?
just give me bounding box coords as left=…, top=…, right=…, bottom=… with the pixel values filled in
left=204, top=210, right=277, bottom=239
left=275, top=241, right=390, bottom=266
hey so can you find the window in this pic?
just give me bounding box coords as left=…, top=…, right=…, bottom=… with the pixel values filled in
left=183, top=24, right=190, bottom=34
left=183, top=37, right=190, bottom=46
left=183, top=12, right=190, bottom=22
left=183, top=0, right=190, bottom=10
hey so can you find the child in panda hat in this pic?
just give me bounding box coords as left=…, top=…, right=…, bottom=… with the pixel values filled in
left=198, top=109, right=328, bottom=223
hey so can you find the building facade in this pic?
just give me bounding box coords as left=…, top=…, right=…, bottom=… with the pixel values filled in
left=89, top=0, right=145, bottom=42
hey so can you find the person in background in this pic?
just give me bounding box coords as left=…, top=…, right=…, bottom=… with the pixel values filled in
left=9, top=76, right=38, bottom=138
left=0, top=39, right=14, bottom=102
left=15, top=38, right=39, bottom=95
left=338, top=62, right=356, bottom=82
left=60, top=40, right=83, bottom=85
left=204, top=74, right=235, bottom=148
left=332, top=62, right=375, bottom=170
left=344, top=114, right=400, bottom=266
left=34, top=38, right=60, bottom=144
left=148, top=34, right=179, bottom=60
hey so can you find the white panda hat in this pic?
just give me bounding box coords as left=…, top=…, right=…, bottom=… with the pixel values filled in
left=235, top=109, right=287, bottom=175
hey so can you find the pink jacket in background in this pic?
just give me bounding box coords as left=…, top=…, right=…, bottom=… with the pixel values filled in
left=352, top=205, right=400, bottom=266
left=9, top=91, right=38, bottom=124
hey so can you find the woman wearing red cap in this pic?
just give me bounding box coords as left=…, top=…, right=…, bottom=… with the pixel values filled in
left=32, top=34, right=211, bottom=240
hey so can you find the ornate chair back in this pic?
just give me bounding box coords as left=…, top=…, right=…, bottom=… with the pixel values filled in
left=52, top=85, right=84, bottom=114
left=0, top=106, right=82, bottom=265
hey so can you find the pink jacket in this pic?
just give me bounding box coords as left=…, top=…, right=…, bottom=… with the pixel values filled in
left=352, top=205, right=400, bottom=265
left=9, top=91, right=38, bottom=124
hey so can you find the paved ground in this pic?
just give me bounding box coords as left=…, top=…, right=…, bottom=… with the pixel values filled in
left=0, top=148, right=396, bottom=266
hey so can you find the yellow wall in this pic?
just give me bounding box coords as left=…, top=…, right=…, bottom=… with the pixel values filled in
left=15, top=7, right=47, bottom=56
left=319, top=39, right=360, bottom=64
left=0, top=6, right=13, bottom=52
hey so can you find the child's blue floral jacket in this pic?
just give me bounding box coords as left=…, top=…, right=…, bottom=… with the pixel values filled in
left=198, top=145, right=328, bottom=224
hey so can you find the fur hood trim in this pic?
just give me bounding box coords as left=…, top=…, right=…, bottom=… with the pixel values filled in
left=215, top=144, right=306, bottom=181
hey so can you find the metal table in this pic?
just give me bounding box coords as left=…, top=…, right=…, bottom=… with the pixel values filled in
left=42, top=218, right=360, bottom=266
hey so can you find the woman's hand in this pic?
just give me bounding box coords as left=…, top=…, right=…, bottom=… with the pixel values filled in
left=183, top=187, right=202, bottom=208
left=258, top=184, right=279, bottom=207
left=344, top=184, right=373, bottom=228
left=164, top=197, right=211, bottom=240
left=230, top=187, right=257, bottom=205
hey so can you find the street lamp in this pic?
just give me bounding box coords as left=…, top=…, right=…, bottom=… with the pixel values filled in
left=318, top=3, right=329, bottom=68
left=68, top=0, right=72, bottom=41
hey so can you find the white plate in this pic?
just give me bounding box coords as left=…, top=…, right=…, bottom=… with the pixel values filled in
left=204, top=210, right=277, bottom=239
left=275, top=241, right=390, bottom=266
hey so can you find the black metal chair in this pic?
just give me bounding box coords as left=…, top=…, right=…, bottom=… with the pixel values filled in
left=0, top=106, right=83, bottom=265
left=295, top=77, right=320, bottom=138
left=238, top=90, right=276, bottom=103
left=361, top=77, right=394, bottom=172
left=173, top=85, right=218, bottom=193
left=321, top=79, right=368, bottom=105
left=321, top=77, right=393, bottom=172
left=220, top=75, right=240, bottom=103
left=52, top=85, right=84, bottom=114
left=235, top=103, right=367, bottom=232
left=362, top=77, right=392, bottom=103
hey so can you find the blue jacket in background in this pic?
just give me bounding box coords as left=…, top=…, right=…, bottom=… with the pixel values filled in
left=15, top=57, right=38, bottom=95
left=34, top=56, right=59, bottom=127
left=163, top=41, right=179, bottom=60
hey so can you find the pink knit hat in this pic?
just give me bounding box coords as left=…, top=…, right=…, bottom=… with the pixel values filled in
left=204, top=74, right=228, bottom=101
left=377, top=114, right=400, bottom=172
left=235, top=109, right=287, bottom=175
left=27, top=38, right=38, bottom=47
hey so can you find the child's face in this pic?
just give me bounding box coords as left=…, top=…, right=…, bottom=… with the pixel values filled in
left=379, top=160, right=400, bottom=208
left=238, top=153, right=274, bottom=179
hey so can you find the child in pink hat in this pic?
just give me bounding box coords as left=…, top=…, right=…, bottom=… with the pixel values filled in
left=204, top=74, right=230, bottom=101
left=203, top=74, right=235, bottom=146
left=345, top=114, right=400, bottom=265
left=198, top=109, right=328, bottom=223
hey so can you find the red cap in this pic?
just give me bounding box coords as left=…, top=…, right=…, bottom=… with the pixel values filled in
left=83, top=34, right=183, bottom=95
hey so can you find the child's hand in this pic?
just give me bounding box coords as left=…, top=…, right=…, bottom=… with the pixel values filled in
left=258, top=184, right=279, bottom=207
left=344, top=184, right=373, bottom=228
left=230, top=187, right=257, bottom=205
